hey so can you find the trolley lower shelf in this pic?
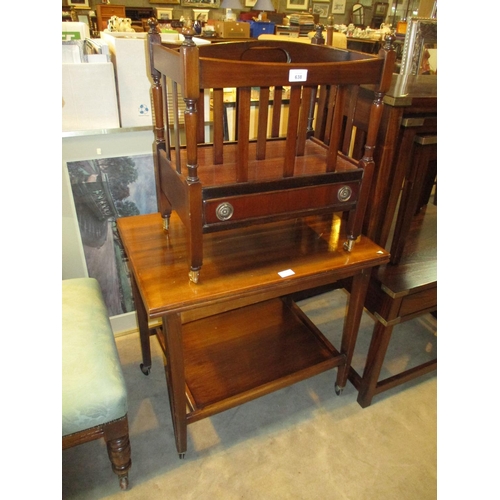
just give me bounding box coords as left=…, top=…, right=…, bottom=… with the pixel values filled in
left=155, top=297, right=343, bottom=424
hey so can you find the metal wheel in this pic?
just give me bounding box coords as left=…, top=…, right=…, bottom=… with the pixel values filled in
left=119, top=476, right=129, bottom=490
left=335, top=384, right=344, bottom=395
left=140, top=363, right=151, bottom=375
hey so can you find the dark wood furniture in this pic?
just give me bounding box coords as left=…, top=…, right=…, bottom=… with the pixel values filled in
left=125, top=7, right=154, bottom=32
left=348, top=203, right=436, bottom=407
left=339, top=75, right=437, bottom=406
left=390, top=130, right=436, bottom=264
left=346, top=37, right=381, bottom=54
left=96, top=4, right=126, bottom=32
left=117, top=211, right=389, bottom=457
left=359, top=73, right=437, bottom=248
left=63, top=417, right=131, bottom=489
left=147, top=20, right=395, bottom=283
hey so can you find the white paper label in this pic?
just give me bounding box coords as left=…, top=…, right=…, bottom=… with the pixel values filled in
left=289, top=69, right=308, bottom=82
left=278, top=269, right=296, bottom=278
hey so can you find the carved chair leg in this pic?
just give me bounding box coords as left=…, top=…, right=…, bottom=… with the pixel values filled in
left=103, top=418, right=132, bottom=490
left=106, top=434, right=131, bottom=489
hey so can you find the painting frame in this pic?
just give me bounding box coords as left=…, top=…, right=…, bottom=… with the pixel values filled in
left=399, top=17, right=437, bottom=77
left=181, top=0, right=220, bottom=8
left=331, top=0, right=346, bottom=14
left=312, top=3, right=329, bottom=18
left=66, top=154, right=158, bottom=317
left=151, top=0, right=181, bottom=4
left=286, top=0, right=309, bottom=11
left=67, top=0, right=90, bottom=8
left=77, top=13, right=90, bottom=26
left=156, top=7, right=174, bottom=19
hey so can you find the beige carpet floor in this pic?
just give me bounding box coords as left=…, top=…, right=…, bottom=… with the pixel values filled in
left=62, top=288, right=437, bottom=500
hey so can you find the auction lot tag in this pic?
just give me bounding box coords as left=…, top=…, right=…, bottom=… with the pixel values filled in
left=289, top=69, right=308, bottom=82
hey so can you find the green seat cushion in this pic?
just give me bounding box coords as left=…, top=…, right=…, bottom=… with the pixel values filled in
left=62, top=278, right=128, bottom=436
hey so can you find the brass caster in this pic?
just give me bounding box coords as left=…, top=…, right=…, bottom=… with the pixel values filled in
left=335, top=384, right=344, bottom=395
left=189, top=270, right=200, bottom=284
left=119, top=476, right=129, bottom=490
left=179, top=453, right=185, bottom=459
left=343, top=239, right=354, bottom=252
left=162, top=216, right=170, bottom=231
left=140, top=363, right=151, bottom=375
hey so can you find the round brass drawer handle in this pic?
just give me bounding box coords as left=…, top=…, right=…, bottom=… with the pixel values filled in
left=337, top=186, right=352, bottom=202
left=216, top=202, right=234, bottom=221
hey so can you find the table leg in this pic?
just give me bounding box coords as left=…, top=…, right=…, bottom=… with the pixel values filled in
left=335, top=268, right=371, bottom=393
left=130, top=273, right=152, bottom=375
left=356, top=320, right=395, bottom=408
left=162, top=312, right=187, bottom=457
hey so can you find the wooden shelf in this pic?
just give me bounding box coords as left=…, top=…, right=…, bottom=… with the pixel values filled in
left=155, top=297, right=341, bottom=423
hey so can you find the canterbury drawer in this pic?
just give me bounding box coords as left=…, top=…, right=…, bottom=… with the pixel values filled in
left=203, top=182, right=360, bottom=226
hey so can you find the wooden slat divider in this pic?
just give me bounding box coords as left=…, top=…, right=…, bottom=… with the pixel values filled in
left=283, top=86, right=302, bottom=177
left=297, top=86, right=313, bottom=157
left=257, top=87, right=270, bottom=160
left=271, top=86, right=283, bottom=138
left=212, top=88, right=224, bottom=165
left=236, top=87, right=251, bottom=182
left=326, top=85, right=346, bottom=172
left=342, top=85, right=359, bottom=156
left=172, top=80, right=181, bottom=173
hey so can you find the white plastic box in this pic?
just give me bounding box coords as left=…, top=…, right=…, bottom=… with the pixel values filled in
left=100, top=32, right=210, bottom=128
left=62, top=22, right=90, bottom=41
left=100, top=32, right=177, bottom=128
left=62, top=62, right=120, bottom=132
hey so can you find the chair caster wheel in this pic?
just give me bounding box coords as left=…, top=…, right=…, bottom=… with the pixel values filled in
left=178, top=453, right=185, bottom=459
left=335, top=384, right=344, bottom=395
left=140, top=363, right=151, bottom=375
left=119, top=476, right=129, bottom=490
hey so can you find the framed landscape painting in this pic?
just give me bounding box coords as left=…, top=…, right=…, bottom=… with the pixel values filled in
left=312, top=3, right=329, bottom=18
left=286, top=0, right=308, bottom=10
left=331, top=0, right=346, bottom=14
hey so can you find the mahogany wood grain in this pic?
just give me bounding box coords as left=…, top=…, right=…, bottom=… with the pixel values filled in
left=117, top=212, right=389, bottom=455
left=147, top=22, right=395, bottom=281
left=389, top=133, right=437, bottom=265
left=348, top=204, right=437, bottom=407
left=118, top=212, right=389, bottom=318
left=181, top=298, right=340, bottom=421
left=355, top=74, right=437, bottom=248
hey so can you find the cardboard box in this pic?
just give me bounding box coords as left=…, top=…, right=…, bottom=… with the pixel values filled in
left=214, top=21, right=250, bottom=38
left=62, top=62, right=120, bottom=132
